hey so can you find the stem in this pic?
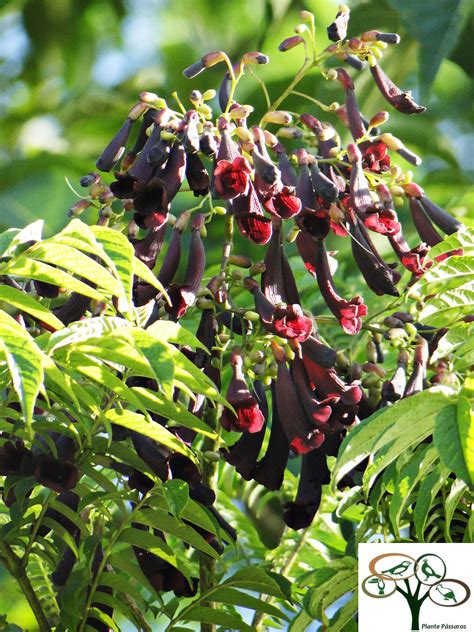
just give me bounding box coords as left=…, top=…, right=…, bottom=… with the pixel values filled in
left=0, top=541, right=50, bottom=632
left=252, top=528, right=310, bottom=629
left=291, top=90, right=332, bottom=112
left=247, top=66, right=271, bottom=109
left=220, top=214, right=234, bottom=278
left=260, top=59, right=313, bottom=125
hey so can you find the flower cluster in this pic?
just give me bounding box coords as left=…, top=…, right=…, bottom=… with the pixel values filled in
left=3, top=5, right=464, bottom=606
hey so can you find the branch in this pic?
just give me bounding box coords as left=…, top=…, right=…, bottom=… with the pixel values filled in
left=0, top=541, right=51, bottom=632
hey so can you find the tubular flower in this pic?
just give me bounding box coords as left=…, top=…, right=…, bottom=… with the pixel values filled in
left=221, top=353, right=265, bottom=433
left=382, top=349, right=409, bottom=402
left=362, top=141, right=390, bottom=173
left=231, top=181, right=273, bottom=244
left=253, top=383, right=290, bottom=490
left=314, top=239, right=368, bottom=335
left=336, top=68, right=366, bottom=141
left=274, top=350, right=325, bottom=455
left=404, top=339, right=429, bottom=398
left=408, top=196, right=443, bottom=247
left=370, top=62, right=426, bottom=114
left=213, top=156, right=252, bottom=200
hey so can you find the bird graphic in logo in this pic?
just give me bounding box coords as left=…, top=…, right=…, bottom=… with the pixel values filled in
left=435, top=584, right=457, bottom=603
left=421, top=559, right=442, bottom=582
left=380, top=560, right=411, bottom=576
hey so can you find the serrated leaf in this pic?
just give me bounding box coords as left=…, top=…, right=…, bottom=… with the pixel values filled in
left=413, top=464, right=450, bottom=540
left=0, top=286, right=64, bottom=331
left=0, top=310, right=44, bottom=433
left=289, top=608, right=314, bottom=632
left=427, top=226, right=474, bottom=260
left=105, top=408, right=198, bottom=464
left=328, top=593, right=357, bottom=632
left=414, top=255, right=474, bottom=295
left=444, top=478, right=468, bottom=542
left=418, top=282, right=474, bottom=327
left=431, top=321, right=474, bottom=365
left=146, top=320, right=209, bottom=352
left=434, top=390, right=474, bottom=487
left=223, top=567, right=287, bottom=598
left=208, top=587, right=289, bottom=620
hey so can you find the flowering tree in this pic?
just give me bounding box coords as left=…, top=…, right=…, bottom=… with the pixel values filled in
left=0, top=4, right=472, bottom=631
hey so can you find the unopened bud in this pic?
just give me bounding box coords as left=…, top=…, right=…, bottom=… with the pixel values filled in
left=229, top=105, right=254, bottom=120
left=398, top=147, right=422, bottom=166
left=183, top=60, right=206, bottom=78
left=376, top=32, right=401, bottom=45
left=285, top=225, right=300, bottom=243
left=285, top=345, right=295, bottom=361
left=139, top=91, right=159, bottom=104
left=229, top=254, right=252, bottom=268
left=231, top=269, right=244, bottom=281
left=213, top=205, right=227, bottom=215
left=197, top=104, right=213, bottom=119
left=128, top=102, right=148, bottom=121
left=68, top=199, right=91, bottom=217
left=319, top=127, right=336, bottom=141
left=326, top=68, right=338, bottom=81
left=403, top=182, right=424, bottom=198
left=202, top=89, right=216, bottom=100
left=389, top=185, right=405, bottom=197
left=262, top=110, right=293, bottom=125
left=202, top=51, right=227, bottom=68
left=235, top=127, right=253, bottom=142
left=371, top=46, right=384, bottom=60
left=366, top=53, right=377, bottom=67
left=80, top=172, right=100, bottom=187
left=393, top=196, right=404, bottom=207
left=262, top=130, right=278, bottom=147
left=405, top=322, right=417, bottom=337
left=369, top=111, right=389, bottom=127
left=190, top=90, right=202, bottom=104
left=244, top=310, right=260, bottom=322
left=300, top=10, right=314, bottom=20
left=295, top=24, right=309, bottom=34
left=390, top=165, right=402, bottom=180
left=279, top=36, right=305, bottom=52
left=196, top=298, right=215, bottom=310
left=361, top=30, right=378, bottom=42
left=249, top=261, right=266, bottom=276
left=347, top=143, right=362, bottom=163
left=276, top=126, right=302, bottom=139
left=380, top=132, right=403, bottom=151
left=203, top=451, right=221, bottom=462
left=242, top=52, right=269, bottom=65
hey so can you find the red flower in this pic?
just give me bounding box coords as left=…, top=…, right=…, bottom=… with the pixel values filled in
left=221, top=354, right=265, bottom=433
left=272, top=304, right=313, bottom=341
left=363, top=141, right=390, bottom=173
left=263, top=186, right=302, bottom=219
left=364, top=209, right=401, bottom=235
left=213, top=157, right=252, bottom=200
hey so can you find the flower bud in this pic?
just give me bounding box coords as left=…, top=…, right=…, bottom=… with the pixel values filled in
left=403, top=182, right=424, bottom=198
left=380, top=132, right=403, bottom=151
left=369, top=111, right=389, bottom=127
left=213, top=205, right=227, bottom=215
left=262, top=111, right=293, bottom=125
left=80, top=172, right=100, bottom=187
left=67, top=199, right=91, bottom=217
left=389, top=184, right=405, bottom=197
left=128, top=102, right=148, bottom=121
left=197, top=104, right=213, bottom=119
left=319, top=127, right=336, bottom=141
left=285, top=225, right=300, bottom=243
left=183, top=60, right=206, bottom=78
left=361, top=30, right=378, bottom=42
left=371, top=46, right=384, bottom=60
left=326, top=68, right=338, bottom=81
left=276, top=127, right=302, bottom=139
left=229, top=105, right=254, bottom=120
left=376, top=32, right=401, bottom=45
left=202, top=89, right=216, bottom=100
left=244, top=310, right=260, bottom=322
left=279, top=36, right=305, bottom=52
left=140, top=91, right=160, bottom=104
left=398, top=147, right=422, bottom=166
left=203, top=451, right=221, bottom=462
left=242, top=52, right=269, bottom=65
left=229, top=254, right=252, bottom=268
left=202, top=51, right=227, bottom=68
left=295, top=24, right=309, bottom=34
left=346, top=142, right=362, bottom=163
left=262, top=130, right=278, bottom=147
left=249, top=261, right=266, bottom=276
left=300, top=10, right=314, bottom=20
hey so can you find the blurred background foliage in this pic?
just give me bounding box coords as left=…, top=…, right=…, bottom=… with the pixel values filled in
left=0, top=0, right=472, bottom=628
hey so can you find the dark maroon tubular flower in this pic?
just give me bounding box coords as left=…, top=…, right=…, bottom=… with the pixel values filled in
left=388, top=231, right=427, bottom=277
left=327, top=5, right=350, bottom=41
left=133, top=223, right=167, bottom=268
left=347, top=143, right=374, bottom=216
left=299, top=114, right=339, bottom=162
left=419, top=196, right=462, bottom=235
left=295, top=149, right=318, bottom=212
left=296, top=231, right=317, bottom=277
left=0, top=441, right=32, bottom=475
left=200, top=125, right=218, bottom=157
left=157, top=214, right=187, bottom=288
left=130, top=431, right=169, bottom=480
left=165, top=214, right=205, bottom=319
left=301, top=335, right=337, bottom=370
left=247, top=277, right=313, bottom=341
left=96, top=117, right=133, bottom=172
left=262, top=224, right=299, bottom=305
left=221, top=353, right=265, bottom=433
left=122, top=108, right=156, bottom=169
left=291, top=357, right=334, bottom=429
left=185, top=152, right=210, bottom=196
left=364, top=209, right=400, bottom=236
left=337, top=69, right=366, bottom=141
left=363, top=141, right=390, bottom=173
left=34, top=279, right=60, bottom=299
left=383, top=349, right=409, bottom=402
left=167, top=453, right=201, bottom=486
left=263, top=186, right=302, bottom=219
left=221, top=380, right=268, bottom=479
left=134, top=545, right=198, bottom=597
left=253, top=383, right=290, bottom=490
left=188, top=482, right=215, bottom=506
left=408, top=197, right=443, bottom=247
left=51, top=532, right=80, bottom=586
left=35, top=457, right=79, bottom=493
left=314, top=239, right=367, bottom=335
left=274, top=353, right=325, bottom=455
left=275, top=144, right=298, bottom=187
left=38, top=490, right=80, bottom=537
left=349, top=218, right=400, bottom=297
left=53, top=292, right=92, bottom=325
left=302, top=350, right=362, bottom=409
left=370, top=62, right=426, bottom=114
left=283, top=448, right=331, bottom=529
left=157, top=142, right=187, bottom=204
left=213, top=156, right=252, bottom=200
left=404, top=339, right=429, bottom=398
left=231, top=181, right=273, bottom=244
left=218, top=71, right=232, bottom=112
left=308, top=160, right=338, bottom=203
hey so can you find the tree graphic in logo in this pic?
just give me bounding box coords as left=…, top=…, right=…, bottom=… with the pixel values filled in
left=361, top=553, right=471, bottom=630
